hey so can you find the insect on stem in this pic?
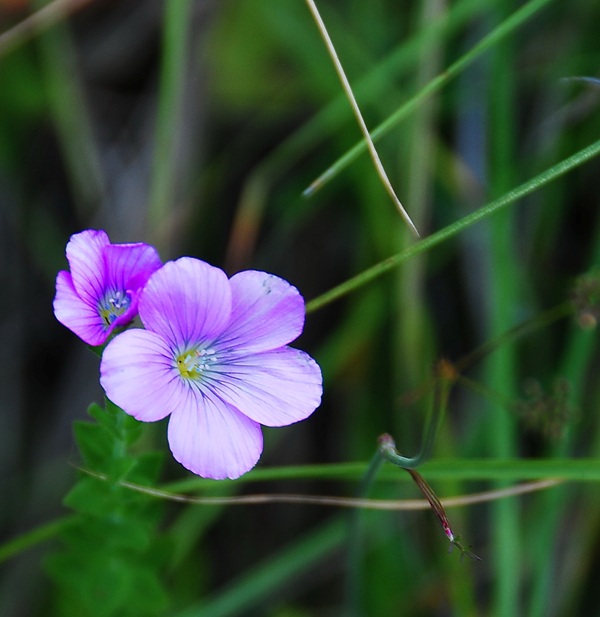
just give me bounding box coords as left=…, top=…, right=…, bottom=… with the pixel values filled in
left=405, top=468, right=481, bottom=561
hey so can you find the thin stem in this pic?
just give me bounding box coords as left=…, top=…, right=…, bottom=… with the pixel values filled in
left=344, top=451, right=386, bottom=617
left=304, top=0, right=419, bottom=237
left=305, top=137, right=600, bottom=313
left=375, top=362, right=482, bottom=559
left=160, top=458, right=600, bottom=493
left=397, top=300, right=573, bottom=415
left=147, top=0, right=193, bottom=250
left=455, top=301, right=573, bottom=372
left=0, top=478, right=567, bottom=566
left=344, top=362, right=456, bottom=609
left=378, top=360, right=457, bottom=469
left=73, top=466, right=563, bottom=510
left=0, top=0, right=93, bottom=58
left=0, top=516, right=76, bottom=566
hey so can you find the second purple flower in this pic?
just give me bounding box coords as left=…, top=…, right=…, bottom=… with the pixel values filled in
left=53, top=229, right=162, bottom=346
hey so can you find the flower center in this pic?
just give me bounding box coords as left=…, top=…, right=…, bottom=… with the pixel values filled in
left=99, top=289, right=131, bottom=327
left=176, top=346, right=217, bottom=380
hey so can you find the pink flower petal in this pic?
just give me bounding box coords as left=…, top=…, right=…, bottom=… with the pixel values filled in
left=100, top=329, right=182, bottom=422
left=139, top=257, right=232, bottom=348
left=167, top=391, right=263, bottom=479
left=103, top=243, right=162, bottom=292
left=53, top=271, right=107, bottom=345
left=66, top=230, right=110, bottom=305
left=215, top=271, right=305, bottom=353
left=210, top=347, right=322, bottom=427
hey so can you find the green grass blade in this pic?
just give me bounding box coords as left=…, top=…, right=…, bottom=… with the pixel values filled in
left=163, top=458, right=600, bottom=493
left=0, top=516, right=76, bottom=566
left=171, top=518, right=346, bottom=617
left=147, top=0, right=193, bottom=246
left=306, top=137, right=600, bottom=312
left=486, top=6, right=521, bottom=613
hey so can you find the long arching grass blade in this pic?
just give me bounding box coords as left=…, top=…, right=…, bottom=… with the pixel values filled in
left=306, top=137, right=600, bottom=312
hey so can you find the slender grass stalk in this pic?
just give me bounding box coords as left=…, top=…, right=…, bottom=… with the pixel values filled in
left=378, top=360, right=457, bottom=469
left=104, top=476, right=566, bottom=510
left=303, top=0, right=557, bottom=195
left=147, top=0, right=193, bottom=249
left=486, top=3, right=521, bottom=609
left=304, top=0, right=419, bottom=236
left=305, top=137, right=600, bottom=313
left=344, top=360, right=456, bottom=613
left=0, top=0, right=93, bottom=58
left=392, top=0, right=445, bottom=443
left=163, top=458, right=600, bottom=492
left=456, top=301, right=573, bottom=371
left=0, top=464, right=589, bottom=567
left=344, top=451, right=385, bottom=617
left=172, top=518, right=347, bottom=617
left=0, top=516, right=76, bottom=566
left=37, top=13, right=104, bottom=215
left=528, top=219, right=600, bottom=616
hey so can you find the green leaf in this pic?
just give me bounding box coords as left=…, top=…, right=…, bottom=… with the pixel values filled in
left=45, top=515, right=169, bottom=617
left=87, top=402, right=120, bottom=438
left=127, top=451, right=164, bottom=486
left=122, top=562, right=170, bottom=616
left=63, top=477, right=118, bottom=517
left=73, top=420, right=114, bottom=471
left=105, top=398, right=144, bottom=445
left=46, top=547, right=138, bottom=617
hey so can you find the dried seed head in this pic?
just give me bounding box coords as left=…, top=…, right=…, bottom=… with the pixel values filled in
left=571, top=270, right=600, bottom=329
left=515, top=377, right=578, bottom=443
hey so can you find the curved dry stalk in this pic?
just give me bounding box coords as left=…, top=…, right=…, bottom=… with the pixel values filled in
left=79, top=466, right=561, bottom=510
left=304, top=0, right=419, bottom=237
left=0, top=0, right=93, bottom=57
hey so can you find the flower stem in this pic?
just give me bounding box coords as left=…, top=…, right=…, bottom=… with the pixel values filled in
left=455, top=301, right=573, bottom=372
left=345, top=361, right=457, bottom=612
left=344, top=450, right=385, bottom=617
left=379, top=359, right=457, bottom=469
left=0, top=515, right=76, bottom=565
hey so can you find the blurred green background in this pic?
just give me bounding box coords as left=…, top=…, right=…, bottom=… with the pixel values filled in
left=2, top=0, right=600, bottom=615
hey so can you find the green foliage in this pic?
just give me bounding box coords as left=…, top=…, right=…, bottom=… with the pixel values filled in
left=44, top=402, right=169, bottom=617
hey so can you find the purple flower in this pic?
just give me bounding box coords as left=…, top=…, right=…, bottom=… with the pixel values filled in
left=54, top=230, right=162, bottom=346
left=99, top=257, right=322, bottom=480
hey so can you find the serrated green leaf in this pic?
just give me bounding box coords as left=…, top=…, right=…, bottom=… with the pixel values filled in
left=123, top=562, right=170, bottom=616
left=104, top=397, right=144, bottom=445
left=108, top=455, right=140, bottom=482
left=63, top=477, right=116, bottom=516
left=73, top=420, right=115, bottom=470
left=72, top=515, right=152, bottom=554
left=45, top=516, right=169, bottom=617
left=46, top=546, right=132, bottom=617
left=87, top=402, right=120, bottom=439
left=127, top=451, right=164, bottom=485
